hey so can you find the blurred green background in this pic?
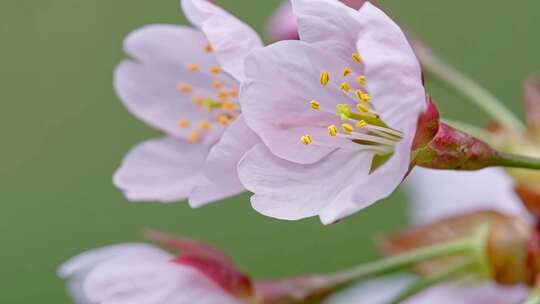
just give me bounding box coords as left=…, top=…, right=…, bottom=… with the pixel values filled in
left=1, top=0, right=539, bottom=302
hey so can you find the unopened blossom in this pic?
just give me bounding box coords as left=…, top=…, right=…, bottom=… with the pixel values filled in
left=239, top=0, right=426, bottom=224
left=113, top=0, right=261, bottom=207
left=266, top=0, right=372, bottom=42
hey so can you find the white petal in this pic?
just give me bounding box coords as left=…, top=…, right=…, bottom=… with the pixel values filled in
left=238, top=143, right=373, bottom=222
left=204, top=115, right=260, bottom=188
left=114, top=60, right=226, bottom=140
left=355, top=3, right=425, bottom=132
left=291, top=0, right=364, bottom=62
left=241, top=40, right=355, bottom=165
left=181, top=0, right=263, bottom=81
left=123, top=24, right=218, bottom=68
left=405, top=168, right=530, bottom=225
left=188, top=176, right=245, bottom=208
left=113, top=137, right=209, bottom=203
left=326, top=276, right=528, bottom=304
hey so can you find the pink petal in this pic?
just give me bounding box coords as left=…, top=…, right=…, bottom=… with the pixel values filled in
left=405, top=168, right=530, bottom=225
left=238, top=143, right=373, bottom=223
left=113, top=137, right=209, bottom=203
left=241, top=41, right=355, bottom=165
left=181, top=0, right=262, bottom=81
left=114, top=59, right=226, bottom=140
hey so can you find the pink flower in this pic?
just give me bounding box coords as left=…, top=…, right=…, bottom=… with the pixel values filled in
left=267, top=0, right=372, bottom=42
left=58, top=241, right=250, bottom=304
left=238, top=0, right=426, bottom=224
left=113, top=0, right=262, bottom=206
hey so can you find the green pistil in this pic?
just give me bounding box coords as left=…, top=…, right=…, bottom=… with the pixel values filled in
left=205, top=98, right=222, bottom=112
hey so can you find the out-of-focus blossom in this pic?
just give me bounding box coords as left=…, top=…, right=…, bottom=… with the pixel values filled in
left=239, top=0, right=426, bottom=224
left=266, top=0, right=372, bottom=42
left=113, top=0, right=262, bottom=207
left=58, top=232, right=358, bottom=304
left=58, top=243, right=243, bottom=304
left=325, top=275, right=527, bottom=304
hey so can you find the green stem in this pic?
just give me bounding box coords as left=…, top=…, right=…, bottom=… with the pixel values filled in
left=491, top=151, right=540, bottom=170
left=416, top=46, right=525, bottom=132
left=325, top=237, right=476, bottom=287
left=387, top=259, right=474, bottom=304
left=522, top=292, right=540, bottom=304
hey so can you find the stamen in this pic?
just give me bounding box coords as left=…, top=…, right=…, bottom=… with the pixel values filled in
left=357, top=103, right=370, bottom=113
left=188, top=131, right=201, bottom=142
left=356, top=120, right=368, bottom=129
left=187, top=64, right=199, bottom=72
left=360, top=93, right=371, bottom=103
left=355, top=90, right=364, bottom=101
left=177, top=83, right=192, bottom=94
left=328, top=125, right=338, bottom=136
left=300, top=134, right=313, bottom=145
left=199, top=120, right=212, bottom=131
left=178, top=119, right=190, bottom=129
left=310, top=100, right=320, bottom=110
left=212, top=80, right=223, bottom=89
left=218, top=91, right=229, bottom=101
left=193, top=96, right=205, bottom=107
left=342, top=123, right=354, bottom=134
left=230, top=88, right=238, bottom=97
left=210, top=66, right=221, bottom=75
left=352, top=53, right=362, bottom=64
left=222, top=102, right=235, bottom=110
left=205, top=43, right=214, bottom=53
left=320, top=71, right=330, bottom=86
left=357, top=75, right=366, bottom=86
left=343, top=67, right=352, bottom=77
left=340, top=82, right=351, bottom=92
left=217, top=115, right=230, bottom=125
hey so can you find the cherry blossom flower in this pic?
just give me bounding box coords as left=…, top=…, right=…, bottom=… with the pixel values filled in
left=238, top=0, right=426, bottom=224
left=113, top=0, right=262, bottom=206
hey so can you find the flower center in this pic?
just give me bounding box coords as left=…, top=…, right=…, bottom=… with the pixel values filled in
left=301, top=52, right=403, bottom=155
left=175, top=43, right=240, bottom=142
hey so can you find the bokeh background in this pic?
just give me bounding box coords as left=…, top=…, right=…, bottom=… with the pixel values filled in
left=1, top=0, right=539, bottom=302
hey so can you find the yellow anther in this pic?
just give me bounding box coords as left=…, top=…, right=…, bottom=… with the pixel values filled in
left=230, top=88, right=238, bottom=97
left=356, top=120, right=368, bottom=129
left=343, top=67, right=352, bottom=77
left=218, top=90, right=230, bottom=101
left=188, top=131, right=201, bottom=142
left=342, top=123, right=354, bottom=134
left=357, top=75, right=366, bottom=86
left=328, top=125, right=338, bottom=137
left=310, top=100, right=320, bottom=110
left=205, top=43, right=214, bottom=53
left=177, top=83, right=192, bottom=94
left=320, top=71, right=330, bottom=86
left=187, top=64, right=199, bottom=72
left=360, top=93, right=371, bottom=103
left=178, top=119, right=190, bottom=129
left=217, top=115, right=230, bottom=125
left=212, top=80, right=223, bottom=89
left=340, top=82, right=351, bottom=92
left=300, top=134, right=313, bottom=145
left=193, top=96, right=205, bottom=107
left=355, top=90, right=364, bottom=100
left=352, top=52, right=362, bottom=64
left=357, top=103, right=370, bottom=113
left=222, top=102, right=235, bottom=110
left=199, top=120, right=212, bottom=131
left=210, top=66, right=221, bottom=75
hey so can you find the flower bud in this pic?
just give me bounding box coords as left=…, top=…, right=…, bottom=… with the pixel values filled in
left=381, top=211, right=535, bottom=286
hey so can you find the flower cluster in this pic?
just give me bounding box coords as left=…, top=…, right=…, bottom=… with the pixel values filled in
left=58, top=0, right=540, bottom=303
